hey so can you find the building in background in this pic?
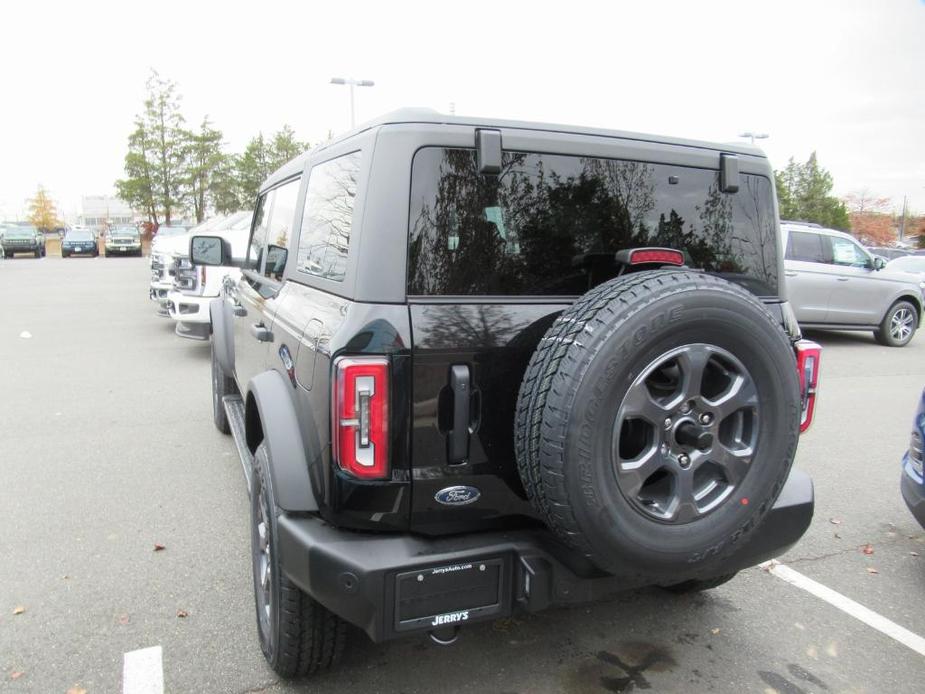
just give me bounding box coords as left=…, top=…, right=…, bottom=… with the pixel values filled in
left=79, top=195, right=135, bottom=231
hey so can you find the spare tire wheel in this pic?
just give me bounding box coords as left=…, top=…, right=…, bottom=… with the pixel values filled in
left=515, top=270, right=800, bottom=578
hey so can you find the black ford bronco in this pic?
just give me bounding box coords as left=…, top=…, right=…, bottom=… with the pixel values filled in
left=190, top=109, right=821, bottom=678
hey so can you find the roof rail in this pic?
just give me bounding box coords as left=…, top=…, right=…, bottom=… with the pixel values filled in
left=780, top=220, right=823, bottom=228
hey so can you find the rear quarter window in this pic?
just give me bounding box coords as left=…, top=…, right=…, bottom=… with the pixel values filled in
left=408, top=148, right=779, bottom=297
left=296, top=151, right=361, bottom=283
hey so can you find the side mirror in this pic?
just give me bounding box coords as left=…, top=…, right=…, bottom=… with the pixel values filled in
left=872, top=256, right=886, bottom=270
left=190, top=235, right=232, bottom=266
left=265, top=244, right=288, bottom=280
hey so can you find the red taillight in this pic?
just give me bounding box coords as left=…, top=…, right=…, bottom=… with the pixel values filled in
left=795, top=340, right=822, bottom=433
left=617, top=247, right=685, bottom=266
left=332, top=357, right=389, bottom=479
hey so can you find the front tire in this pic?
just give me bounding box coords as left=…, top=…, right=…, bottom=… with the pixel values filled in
left=251, top=443, right=346, bottom=678
left=874, top=301, right=917, bottom=347
left=211, top=341, right=237, bottom=435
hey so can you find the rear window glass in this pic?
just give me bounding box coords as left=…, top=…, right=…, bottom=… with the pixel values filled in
left=296, top=151, right=361, bottom=283
left=408, top=148, right=779, bottom=297
left=786, top=231, right=827, bottom=263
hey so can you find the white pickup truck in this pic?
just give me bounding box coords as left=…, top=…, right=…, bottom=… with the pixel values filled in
left=149, top=225, right=191, bottom=309
left=166, top=212, right=251, bottom=340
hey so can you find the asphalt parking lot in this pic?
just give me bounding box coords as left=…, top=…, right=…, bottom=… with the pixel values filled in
left=2, top=256, right=924, bottom=693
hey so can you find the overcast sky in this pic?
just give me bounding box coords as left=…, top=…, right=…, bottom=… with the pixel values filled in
left=2, top=0, right=923, bottom=221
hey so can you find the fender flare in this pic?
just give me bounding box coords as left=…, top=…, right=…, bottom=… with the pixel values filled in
left=209, top=298, right=235, bottom=376
left=248, top=370, right=319, bottom=512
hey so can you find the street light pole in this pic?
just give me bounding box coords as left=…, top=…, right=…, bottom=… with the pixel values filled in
left=330, top=77, right=375, bottom=129
left=738, top=131, right=769, bottom=145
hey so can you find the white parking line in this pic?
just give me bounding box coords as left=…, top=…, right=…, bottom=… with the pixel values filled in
left=762, top=560, right=925, bottom=657
left=123, top=645, right=164, bottom=694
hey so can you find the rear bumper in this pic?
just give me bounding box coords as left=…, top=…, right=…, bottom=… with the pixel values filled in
left=901, top=466, right=925, bottom=528
left=278, top=468, right=814, bottom=643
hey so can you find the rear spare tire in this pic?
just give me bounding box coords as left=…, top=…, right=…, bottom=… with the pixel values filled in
left=515, top=270, right=800, bottom=579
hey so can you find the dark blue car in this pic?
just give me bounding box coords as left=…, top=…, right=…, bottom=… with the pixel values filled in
left=62, top=229, right=99, bottom=257
left=901, top=388, right=925, bottom=527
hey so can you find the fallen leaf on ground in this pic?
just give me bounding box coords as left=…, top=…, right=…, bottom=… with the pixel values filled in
left=153, top=543, right=166, bottom=552
left=866, top=567, right=879, bottom=574
left=66, top=687, right=86, bottom=694
left=10, top=671, right=24, bottom=680
left=834, top=533, right=841, bottom=539
left=177, top=609, right=189, bottom=618
left=118, top=614, right=130, bottom=625
left=911, top=551, right=920, bottom=557
left=829, top=518, right=841, bottom=525
left=861, top=543, right=874, bottom=555
left=711, top=628, right=720, bottom=635
left=12, top=606, right=25, bottom=615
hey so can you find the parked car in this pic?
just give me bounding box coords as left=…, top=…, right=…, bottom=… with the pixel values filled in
left=104, top=226, right=142, bottom=257
left=166, top=212, right=251, bottom=340
left=190, top=109, right=819, bottom=678
left=783, top=221, right=925, bottom=346
left=1, top=224, right=45, bottom=258
left=61, top=229, right=99, bottom=257
left=901, top=388, right=925, bottom=528
left=886, top=255, right=925, bottom=278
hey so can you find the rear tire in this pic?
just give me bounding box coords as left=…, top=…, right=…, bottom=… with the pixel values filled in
left=515, top=270, right=801, bottom=579
left=251, top=443, right=346, bottom=678
left=874, top=301, right=917, bottom=347
left=211, top=341, right=237, bottom=435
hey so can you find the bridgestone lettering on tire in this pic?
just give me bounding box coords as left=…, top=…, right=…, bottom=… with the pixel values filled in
left=514, top=270, right=801, bottom=579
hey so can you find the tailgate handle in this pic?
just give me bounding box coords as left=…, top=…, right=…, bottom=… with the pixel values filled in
left=448, top=365, right=471, bottom=464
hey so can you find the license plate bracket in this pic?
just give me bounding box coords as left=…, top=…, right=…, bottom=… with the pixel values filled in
left=393, top=557, right=507, bottom=632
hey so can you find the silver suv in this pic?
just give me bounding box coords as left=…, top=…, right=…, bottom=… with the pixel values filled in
left=783, top=221, right=925, bottom=346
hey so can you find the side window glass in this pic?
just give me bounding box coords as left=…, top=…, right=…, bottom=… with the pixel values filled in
left=787, top=232, right=826, bottom=263
left=297, top=152, right=362, bottom=282
left=246, top=192, right=273, bottom=272
left=829, top=236, right=869, bottom=268
left=262, top=178, right=300, bottom=280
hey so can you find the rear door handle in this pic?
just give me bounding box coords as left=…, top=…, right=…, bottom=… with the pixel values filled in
left=448, top=365, right=471, bottom=464
left=836, top=277, right=850, bottom=282
left=784, top=271, right=798, bottom=278
left=250, top=323, right=273, bottom=342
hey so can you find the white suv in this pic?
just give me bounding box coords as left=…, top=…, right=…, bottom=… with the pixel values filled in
left=782, top=221, right=925, bottom=346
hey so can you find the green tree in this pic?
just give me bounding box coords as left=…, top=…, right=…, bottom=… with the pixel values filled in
left=116, top=70, right=187, bottom=225
left=236, top=134, right=273, bottom=207
left=182, top=117, right=226, bottom=223
left=235, top=125, right=309, bottom=206
left=210, top=153, right=245, bottom=215
left=269, top=124, right=307, bottom=168
left=116, top=117, right=159, bottom=224
left=27, top=186, right=59, bottom=232
left=774, top=152, right=850, bottom=230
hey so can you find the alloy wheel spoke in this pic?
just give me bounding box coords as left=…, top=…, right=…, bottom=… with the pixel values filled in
left=675, top=347, right=713, bottom=400
left=670, top=471, right=700, bottom=523
left=709, top=444, right=753, bottom=486
left=707, top=375, right=759, bottom=419
left=621, top=384, right=670, bottom=425
left=618, top=446, right=667, bottom=499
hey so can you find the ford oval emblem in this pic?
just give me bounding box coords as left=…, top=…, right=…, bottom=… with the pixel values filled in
left=434, top=486, right=480, bottom=506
